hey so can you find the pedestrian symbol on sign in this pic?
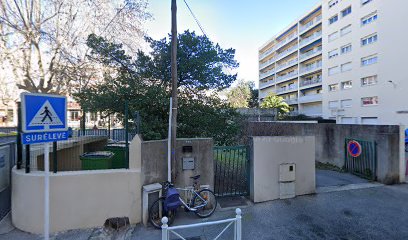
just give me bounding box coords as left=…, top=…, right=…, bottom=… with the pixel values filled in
left=28, top=100, right=63, bottom=129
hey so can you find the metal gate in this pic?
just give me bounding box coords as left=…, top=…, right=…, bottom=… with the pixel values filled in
left=0, top=141, right=16, bottom=221
left=345, top=138, right=377, bottom=180
left=214, top=146, right=250, bottom=197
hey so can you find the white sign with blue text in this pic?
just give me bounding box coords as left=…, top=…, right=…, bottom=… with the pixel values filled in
left=21, top=93, right=68, bottom=144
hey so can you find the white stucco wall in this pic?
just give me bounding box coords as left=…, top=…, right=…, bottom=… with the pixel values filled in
left=12, top=135, right=143, bottom=234
left=250, top=136, right=316, bottom=203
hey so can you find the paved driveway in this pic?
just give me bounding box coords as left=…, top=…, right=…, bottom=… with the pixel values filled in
left=2, top=184, right=408, bottom=240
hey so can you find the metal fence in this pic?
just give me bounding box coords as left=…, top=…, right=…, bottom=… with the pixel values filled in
left=161, top=208, right=242, bottom=240
left=0, top=127, right=17, bottom=134
left=214, top=146, right=250, bottom=197
left=344, top=138, right=377, bottom=180
left=0, top=141, right=16, bottom=221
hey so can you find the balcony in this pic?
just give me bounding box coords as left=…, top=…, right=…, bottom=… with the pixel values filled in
left=259, top=57, right=275, bottom=70
left=259, top=90, right=272, bottom=99
left=299, top=15, right=322, bottom=33
left=275, top=45, right=298, bottom=61
left=300, top=46, right=322, bottom=61
left=259, top=47, right=275, bottom=60
left=298, top=94, right=323, bottom=104
left=284, top=98, right=298, bottom=105
left=275, top=58, right=298, bottom=72
left=275, top=33, right=298, bottom=50
left=259, top=68, right=275, bottom=80
left=300, top=77, right=322, bottom=88
left=300, top=61, right=322, bottom=75
left=276, top=71, right=298, bottom=83
left=259, top=79, right=275, bottom=89
left=276, top=85, right=298, bottom=94
left=299, top=31, right=322, bottom=48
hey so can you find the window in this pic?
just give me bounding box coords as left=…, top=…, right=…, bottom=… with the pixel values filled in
left=341, top=62, right=352, bottom=72
left=341, top=99, right=352, bottom=108
left=329, top=15, right=339, bottom=25
left=329, top=0, right=339, bottom=8
left=328, top=49, right=339, bottom=59
left=342, top=6, right=352, bottom=17
left=362, top=34, right=378, bottom=46
left=328, top=32, right=339, bottom=42
left=362, top=0, right=373, bottom=6
left=328, top=66, right=339, bottom=75
left=70, top=111, right=80, bottom=121
left=90, top=112, right=98, bottom=121
left=341, top=44, right=352, bottom=54
left=362, top=12, right=378, bottom=26
left=361, top=75, right=378, bottom=86
left=329, top=84, right=339, bottom=92
left=341, top=80, right=352, bottom=89
left=340, top=25, right=352, bottom=36
left=329, top=101, right=339, bottom=109
left=362, top=54, right=378, bottom=66
left=362, top=96, right=378, bottom=106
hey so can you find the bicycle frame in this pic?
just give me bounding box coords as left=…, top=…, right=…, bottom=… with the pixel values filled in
left=176, top=187, right=207, bottom=212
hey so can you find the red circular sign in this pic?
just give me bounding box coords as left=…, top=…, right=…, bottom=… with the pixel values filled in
left=347, top=140, right=362, bottom=157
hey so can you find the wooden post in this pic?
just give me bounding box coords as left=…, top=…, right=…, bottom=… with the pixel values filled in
left=170, top=0, right=178, bottom=181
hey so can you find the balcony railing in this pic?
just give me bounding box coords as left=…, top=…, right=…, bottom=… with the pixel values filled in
left=300, top=61, right=322, bottom=74
left=300, top=15, right=322, bottom=33
left=276, top=58, right=298, bottom=72
left=276, top=85, right=298, bottom=94
left=300, top=77, right=322, bottom=87
left=284, top=98, right=298, bottom=105
left=298, top=94, right=323, bottom=103
left=276, top=45, right=298, bottom=61
left=259, top=47, right=275, bottom=59
left=259, top=68, right=276, bottom=79
left=275, top=33, right=298, bottom=50
left=300, top=46, right=322, bottom=61
left=276, top=71, right=298, bottom=83
left=259, top=79, right=275, bottom=89
left=259, top=57, right=275, bottom=69
left=300, top=31, right=322, bottom=47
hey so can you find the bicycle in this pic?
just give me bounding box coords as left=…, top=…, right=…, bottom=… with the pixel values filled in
left=149, top=175, right=217, bottom=229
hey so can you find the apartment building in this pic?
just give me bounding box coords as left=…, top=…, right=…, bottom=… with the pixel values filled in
left=259, top=4, right=323, bottom=117
left=259, top=0, right=408, bottom=125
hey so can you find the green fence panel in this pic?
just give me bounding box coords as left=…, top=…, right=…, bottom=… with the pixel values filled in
left=345, top=138, right=377, bottom=180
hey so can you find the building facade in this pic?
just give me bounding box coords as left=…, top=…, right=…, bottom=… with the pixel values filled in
left=259, top=0, right=408, bottom=125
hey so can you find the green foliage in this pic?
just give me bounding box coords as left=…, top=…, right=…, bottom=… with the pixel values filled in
left=226, top=80, right=258, bottom=109
left=260, top=93, right=290, bottom=114
left=75, top=31, right=242, bottom=145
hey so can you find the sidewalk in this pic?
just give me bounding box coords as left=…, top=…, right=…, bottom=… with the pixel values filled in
left=2, top=184, right=408, bottom=240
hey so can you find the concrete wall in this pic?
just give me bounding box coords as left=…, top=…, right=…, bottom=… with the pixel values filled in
left=245, top=122, right=404, bottom=184
left=141, top=138, right=214, bottom=189
left=250, top=136, right=316, bottom=203
left=12, top=136, right=142, bottom=234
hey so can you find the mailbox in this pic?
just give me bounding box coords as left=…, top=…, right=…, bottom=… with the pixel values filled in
left=182, top=157, right=195, bottom=170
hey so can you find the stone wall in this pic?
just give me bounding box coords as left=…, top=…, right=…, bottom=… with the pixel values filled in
left=245, top=122, right=404, bottom=184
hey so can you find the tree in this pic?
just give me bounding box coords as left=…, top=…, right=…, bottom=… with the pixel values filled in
left=0, top=0, right=149, bottom=93
left=260, top=93, right=290, bottom=114
left=75, top=31, right=242, bottom=145
left=226, top=80, right=258, bottom=108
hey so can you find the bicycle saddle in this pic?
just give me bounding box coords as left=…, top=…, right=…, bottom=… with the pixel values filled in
left=190, top=175, right=201, bottom=180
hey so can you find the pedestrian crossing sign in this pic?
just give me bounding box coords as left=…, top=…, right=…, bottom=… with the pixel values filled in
left=21, top=93, right=68, bottom=133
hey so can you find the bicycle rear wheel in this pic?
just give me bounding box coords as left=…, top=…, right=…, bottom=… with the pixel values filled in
left=192, top=189, right=217, bottom=218
left=149, top=197, right=177, bottom=229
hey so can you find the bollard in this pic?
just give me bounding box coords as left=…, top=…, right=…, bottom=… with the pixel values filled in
left=236, top=208, right=242, bottom=240
left=161, top=217, right=169, bottom=240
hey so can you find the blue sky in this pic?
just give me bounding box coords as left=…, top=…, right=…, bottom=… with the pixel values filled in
left=145, top=0, right=320, bottom=87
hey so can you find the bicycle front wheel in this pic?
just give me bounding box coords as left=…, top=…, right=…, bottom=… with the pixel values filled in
left=149, top=197, right=177, bottom=229
left=192, top=189, right=217, bottom=218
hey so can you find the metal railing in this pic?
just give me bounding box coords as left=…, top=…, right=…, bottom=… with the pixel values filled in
left=259, top=57, right=275, bottom=69
left=284, top=98, right=298, bottom=105
left=275, top=33, right=298, bottom=50
left=298, top=94, right=322, bottom=103
left=161, top=208, right=242, bottom=240
left=300, top=31, right=322, bottom=47
left=259, top=47, right=275, bottom=59
left=259, top=79, right=275, bottom=89
left=276, top=45, right=298, bottom=61
left=0, top=127, right=17, bottom=134
left=276, top=71, right=298, bottom=83
left=259, top=69, right=275, bottom=79
left=300, top=46, right=322, bottom=60
left=300, top=77, right=322, bottom=87
left=344, top=138, right=377, bottom=180
left=300, top=61, right=322, bottom=74
left=276, top=58, right=298, bottom=72
left=276, top=85, right=298, bottom=94
left=0, top=141, right=16, bottom=221
left=300, top=15, right=322, bottom=32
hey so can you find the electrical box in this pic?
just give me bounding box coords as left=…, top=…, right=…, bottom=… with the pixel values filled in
left=279, top=163, right=296, bottom=182
left=182, top=157, right=195, bottom=170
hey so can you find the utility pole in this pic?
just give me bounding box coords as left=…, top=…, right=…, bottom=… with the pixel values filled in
left=170, top=0, right=178, bottom=181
